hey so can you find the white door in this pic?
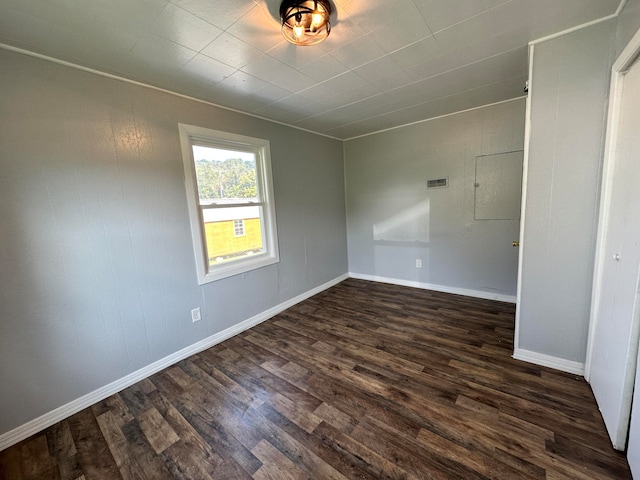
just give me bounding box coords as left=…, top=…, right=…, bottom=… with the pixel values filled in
left=588, top=50, right=640, bottom=450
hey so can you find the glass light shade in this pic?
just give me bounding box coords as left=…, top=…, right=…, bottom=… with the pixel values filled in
left=280, top=0, right=332, bottom=46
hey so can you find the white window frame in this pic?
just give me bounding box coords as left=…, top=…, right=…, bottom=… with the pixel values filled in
left=179, top=124, right=279, bottom=284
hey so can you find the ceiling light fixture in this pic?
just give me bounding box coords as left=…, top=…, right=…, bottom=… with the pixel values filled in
left=280, top=0, right=332, bottom=46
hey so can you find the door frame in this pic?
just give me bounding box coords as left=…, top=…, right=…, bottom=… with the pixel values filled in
left=585, top=26, right=640, bottom=450
left=513, top=44, right=535, bottom=359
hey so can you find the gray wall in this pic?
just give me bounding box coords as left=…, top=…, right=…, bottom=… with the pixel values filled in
left=0, top=49, right=347, bottom=436
left=617, top=0, right=640, bottom=55
left=344, top=99, right=525, bottom=300
left=518, top=20, right=616, bottom=362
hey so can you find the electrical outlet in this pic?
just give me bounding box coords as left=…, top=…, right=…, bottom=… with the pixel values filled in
left=191, top=307, right=202, bottom=323
left=416, top=259, right=422, bottom=268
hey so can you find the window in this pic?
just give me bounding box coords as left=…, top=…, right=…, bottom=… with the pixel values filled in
left=179, top=124, right=279, bottom=284
left=234, top=219, right=245, bottom=237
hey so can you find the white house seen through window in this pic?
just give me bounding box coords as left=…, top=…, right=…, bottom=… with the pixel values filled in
left=179, top=124, right=279, bottom=284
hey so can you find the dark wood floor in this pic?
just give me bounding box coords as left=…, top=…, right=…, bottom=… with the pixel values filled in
left=0, top=279, right=632, bottom=479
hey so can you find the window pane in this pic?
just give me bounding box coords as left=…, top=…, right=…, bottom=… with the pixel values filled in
left=233, top=219, right=245, bottom=237
left=192, top=145, right=258, bottom=204
left=202, top=206, right=265, bottom=267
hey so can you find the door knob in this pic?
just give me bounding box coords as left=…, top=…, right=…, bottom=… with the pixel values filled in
left=513, top=241, right=520, bottom=247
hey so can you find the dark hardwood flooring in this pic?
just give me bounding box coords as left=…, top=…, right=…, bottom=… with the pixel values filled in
left=0, top=279, right=632, bottom=479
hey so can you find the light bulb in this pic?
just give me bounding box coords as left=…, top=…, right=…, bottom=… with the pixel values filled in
left=293, top=23, right=305, bottom=38
left=312, top=12, right=324, bottom=27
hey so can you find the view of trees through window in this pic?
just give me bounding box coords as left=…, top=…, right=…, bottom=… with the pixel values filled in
left=193, top=146, right=257, bottom=203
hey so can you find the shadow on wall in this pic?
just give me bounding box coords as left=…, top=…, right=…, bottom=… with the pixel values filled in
left=373, top=199, right=431, bottom=281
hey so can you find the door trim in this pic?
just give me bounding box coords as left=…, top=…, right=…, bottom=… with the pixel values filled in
left=585, top=26, right=640, bottom=450
left=513, top=44, right=535, bottom=355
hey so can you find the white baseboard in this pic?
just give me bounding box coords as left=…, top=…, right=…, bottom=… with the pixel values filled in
left=0, top=273, right=349, bottom=452
left=513, top=348, right=585, bottom=376
left=349, top=272, right=517, bottom=304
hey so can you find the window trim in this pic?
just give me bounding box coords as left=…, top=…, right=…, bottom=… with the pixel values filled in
left=179, top=124, right=279, bottom=284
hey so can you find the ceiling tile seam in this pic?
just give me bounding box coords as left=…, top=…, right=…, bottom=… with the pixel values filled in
left=409, top=0, right=435, bottom=37
left=293, top=89, right=391, bottom=124
left=234, top=44, right=358, bottom=95
left=149, top=10, right=248, bottom=66
left=199, top=48, right=250, bottom=75
left=352, top=1, right=433, bottom=42
left=253, top=2, right=285, bottom=31
left=127, top=0, right=172, bottom=54
left=427, top=6, right=494, bottom=37
left=175, top=4, right=282, bottom=71
left=293, top=57, right=488, bottom=119
left=371, top=33, right=437, bottom=59
left=133, top=38, right=200, bottom=67
left=295, top=44, right=529, bottom=123
left=160, top=2, right=225, bottom=43
left=301, top=74, right=382, bottom=101
left=342, top=96, right=527, bottom=142
left=123, top=31, right=202, bottom=67
left=362, top=39, right=427, bottom=73
left=165, top=0, right=255, bottom=33
left=184, top=33, right=273, bottom=85
left=0, top=42, right=343, bottom=141
left=301, top=58, right=374, bottom=89
left=337, top=3, right=389, bottom=34
left=250, top=47, right=376, bottom=100
left=326, top=73, right=527, bottom=134
left=388, top=44, right=529, bottom=91
left=1, top=5, right=146, bottom=63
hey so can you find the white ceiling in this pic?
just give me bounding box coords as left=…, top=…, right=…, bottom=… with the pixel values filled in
left=0, top=0, right=622, bottom=139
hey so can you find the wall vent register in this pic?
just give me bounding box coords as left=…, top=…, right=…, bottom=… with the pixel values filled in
left=427, top=178, right=448, bottom=189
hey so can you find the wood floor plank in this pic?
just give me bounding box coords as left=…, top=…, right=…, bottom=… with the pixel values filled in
left=19, top=434, right=55, bottom=479
left=160, top=401, right=224, bottom=476
left=350, top=416, right=492, bottom=480
left=0, top=442, right=26, bottom=480
left=91, top=394, right=134, bottom=426
left=138, top=408, right=180, bottom=454
left=312, top=420, right=414, bottom=480
left=94, top=411, right=132, bottom=469
left=66, top=409, right=121, bottom=480
left=251, top=439, right=307, bottom=480
left=118, top=418, right=175, bottom=480
left=266, top=392, right=323, bottom=434
left=0, top=279, right=631, bottom=479
left=416, top=427, right=544, bottom=480
left=243, top=405, right=350, bottom=480
left=46, top=421, right=83, bottom=480
left=312, top=402, right=358, bottom=435
left=255, top=401, right=378, bottom=480
left=158, top=381, right=262, bottom=475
